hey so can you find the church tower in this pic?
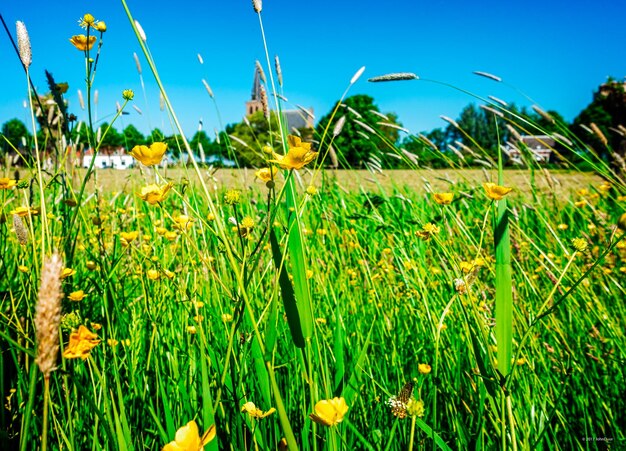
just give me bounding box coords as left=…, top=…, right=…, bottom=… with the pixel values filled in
left=245, top=67, right=263, bottom=116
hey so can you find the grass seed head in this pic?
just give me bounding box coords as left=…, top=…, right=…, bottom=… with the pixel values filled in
left=16, top=21, right=32, bottom=69
left=35, top=253, right=63, bottom=378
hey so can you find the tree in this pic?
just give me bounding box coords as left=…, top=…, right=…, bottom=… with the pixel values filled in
left=571, top=78, right=626, bottom=166
left=96, top=122, right=122, bottom=151
left=315, top=94, right=403, bottom=168
left=121, top=124, right=145, bottom=150
left=1, top=119, right=31, bottom=154
left=226, top=111, right=282, bottom=167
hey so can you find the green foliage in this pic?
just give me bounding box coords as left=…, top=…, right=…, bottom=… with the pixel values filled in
left=316, top=94, right=403, bottom=168
left=121, top=124, right=145, bottom=150
left=571, top=79, right=626, bottom=161
left=1, top=118, right=31, bottom=154
left=225, top=111, right=281, bottom=167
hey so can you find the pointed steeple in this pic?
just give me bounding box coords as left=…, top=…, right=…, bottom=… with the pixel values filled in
left=246, top=65, right=263, bottom=116
left=251, top=67, right=262, bottom=101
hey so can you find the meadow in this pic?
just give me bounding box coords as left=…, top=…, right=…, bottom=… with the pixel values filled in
left=1, top=2, right=626, bottom=451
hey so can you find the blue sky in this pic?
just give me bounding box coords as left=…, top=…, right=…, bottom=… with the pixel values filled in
left=1, top=0, right=625, bottom=141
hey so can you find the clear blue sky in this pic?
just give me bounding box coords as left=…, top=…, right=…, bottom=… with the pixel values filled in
left=1, top=0, right=625, bottom=141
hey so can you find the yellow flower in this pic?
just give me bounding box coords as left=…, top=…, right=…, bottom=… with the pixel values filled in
left=224, top=190, right=241, bottom=205
left=482, top=182, right=512, bottom=201
left=61, top=268, right=76, bottom=279
left=147, top=269, right=160, bottom=280
left=0, top=178, right=17, bottom=189
left=130, top=142, right=167, bottom=166
left=557, top=223, right=568, bottom=231
left=10, top=206, right=38, bottom=217
left=122, top=89, right=134, bottom=100
left=165, top=231, right=178, bottom=241
left=618, top=212, right=626, bottom=230
left=94, top=21, right=107, bottom=32
left=269, top=135, right=318, bottom=170
left=86, top=261, right=97, bottom=270
left=574, top=199, right=587, bottom=208
left=306, top=185, right=318, bottom=196
left=187, top=326, right=197, bottom=335
left=18, top=265, right=29, bottom=273
left=255, top=167, right=278, bottom=182
left=80, top=13, right=96, bottom=27
left=68, top=290, right=86, bottom=302
left=173, top=215, right=193, bottom=231
left=571, top=237, right=588, bottom=253
left=406, top=398, right=425, bottom=418
left=120, top=231, right=139, bottom=246
left=416, top=222, right=440, bottom=241
left=163, top=420, right=216, bottom=451
left=70, top=35, right=97, bottom=51
left=222, top=313, right=233, bottom=322
left=418, top=363, right=432, bottom=374
left=138, top=183, right=173, bottom=205
left=238, top=216, right=255, bottom=237
left=62, top=325, right=101, bottom=360
left=309, top=397, right=348, bottom=427
left=433, top=192, right=454, bottom=205
left=241, top=401, right=276, bottom=419
left=108, top=338, right=119, bottom=347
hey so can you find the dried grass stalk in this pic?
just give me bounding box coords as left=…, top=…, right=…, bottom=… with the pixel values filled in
left=35, top=253, right=63, bottom=378
left=16, top=21, right=32, bottom=68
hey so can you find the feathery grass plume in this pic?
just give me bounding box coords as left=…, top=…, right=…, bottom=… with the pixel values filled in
left=159, top=92, right=165, bottom=111
left=134, top=20, right=147, bottom=41
left=480, top=104, right=504, bottom=117
left=418, top=133, right=438, bottom=151
left=346, top=106, right=362, bottom=118
left=133, top=52, right=142, bottom=74
left=94, top=89, right=99, bottom=106
left=354, top=119, right=375, bottom=134
left=590, top=123, right=608, bottom=146
left=350, top=66, right=366, bottom=84
left=367, top=72, right=418, bottom=82
left=377, top=122, right=410, bottom=133
left=618, top=124, right=626, bottom=135
left=133, top=105, right=143, bottom=115
left=609, top=126, right=625, bottom=137
left=532, top=105, right=554, bottom=124
left=274, top=55, right=283, bottom=87
left=333, top=116, right=346, bottom=137
left=259, top=85, right=269, bottom=120
left=552, top=133, right=573, bottom=146
left=77, top=90, right=85, bottom=110
left=488, top=95, right=508, bottom=106
left=579, top=123, right=593, bottom=134
left=473, top=70, right=502, bottom=82
left=229, top=134, right=249, bottom=148
left=370, top=110, right=389, bottom=120
left=16, top=21, right=32, bottom=69
left=35, top=253, right=63, bottom=377
left=277, top=93, right=288, bottom=102
left=255, top=60, right=267, bottom=83
left=328, top=144, right=339, bottom=168
left=252, top=0, right=262, bottom=13
left=440, top=115, right=459, bottom=128
left=197, top=53, right=204, bottom=65
left=295, top=105, right=315, bottom=119
left=13, top=214, right=28, bottom=245
left=505, top=124, right=522, bottom=142
left=401, top=148, right=418, bottom=165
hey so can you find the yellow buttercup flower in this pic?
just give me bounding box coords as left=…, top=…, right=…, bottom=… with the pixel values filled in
left=309, top=397, right=348, bottom=427
left=61, top=268, right=76, bottom=279
left=70, top=35, right=97, bottom=51
left=618, top=212, right=626, bottom=230
left=482, top=182, right=512, bottom=201
left=120, top=231, right=139, bottom=246
left=416, top=222, right=440, bottom=241
left=79, top=13, right=96, bottom=27
left=138, top=183, right=173, bottom=205
left=418, top=363, right=432, bottom=374
left=10, top=206, right=38, bottom=217
left=130, top=142, right=167, bottom=166
left=255, top=167, right=278, bottom=182
left=241, top=401, right=276, bottom=419
left=94, top=21, right=107, bottom=32
left=173, top=215, right=193, bottom=231
left=163, top=420, right=215, bottom=451
left=0, top=178, right=17, bottom=189
left=269, top=135, right=318, bottom=170
left=147, top=269, right=160, bottom=280
left=433, top=192, right=454, bottom=205
left=62, top=325, right=101, bottom=360
left=68, top=290, right=87, bottom=302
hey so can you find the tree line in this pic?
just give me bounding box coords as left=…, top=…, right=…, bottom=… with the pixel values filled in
left=2, top=77, right=625, bottom=169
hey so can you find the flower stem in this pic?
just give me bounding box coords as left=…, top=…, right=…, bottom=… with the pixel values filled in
left=42, top=375, right=50, bottom=451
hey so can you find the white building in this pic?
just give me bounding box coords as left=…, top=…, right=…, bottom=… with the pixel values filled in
left=82, top=154, right=135, bottom=169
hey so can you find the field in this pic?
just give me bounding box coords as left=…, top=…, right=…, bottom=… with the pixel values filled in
left=2, top=4, right=626, bottom=451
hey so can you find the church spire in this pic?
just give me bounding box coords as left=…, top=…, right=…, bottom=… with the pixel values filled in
left=251, top=67, right=262, bottom=101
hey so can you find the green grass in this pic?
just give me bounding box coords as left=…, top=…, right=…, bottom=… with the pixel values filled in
left=1, top=4, right=625, bottom=451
